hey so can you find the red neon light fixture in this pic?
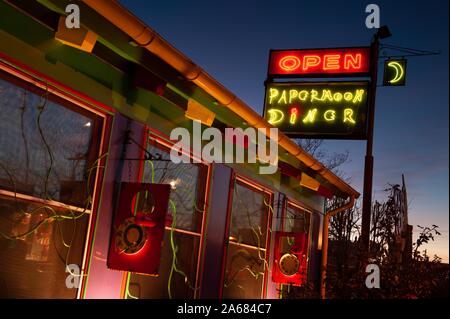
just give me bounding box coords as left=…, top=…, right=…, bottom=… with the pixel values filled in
left=268, top=47, right=371, bottom=77
left=272, top=231, right=309, bottom=286
left=107, top=182, right=171, bottom=275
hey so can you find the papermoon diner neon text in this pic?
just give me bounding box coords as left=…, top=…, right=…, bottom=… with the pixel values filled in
left=264, top=82, right=370, bottom=140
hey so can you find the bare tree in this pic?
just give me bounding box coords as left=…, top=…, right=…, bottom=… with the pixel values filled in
left=296, top=139, right=349, bottom=178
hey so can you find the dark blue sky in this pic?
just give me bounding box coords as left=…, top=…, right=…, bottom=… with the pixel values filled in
left=119, top=0, right=449, bottom=260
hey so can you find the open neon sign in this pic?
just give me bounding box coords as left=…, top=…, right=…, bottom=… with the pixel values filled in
left=268, top=47, right=371, bottom=77
left=264, top=82, right=369, bottom=139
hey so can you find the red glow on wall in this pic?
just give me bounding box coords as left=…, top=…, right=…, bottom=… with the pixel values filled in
left=272, top=231, right=309, bottom=286
left=268, top=47, right=370, bottom=77
left=107, top=182, right=171, bottom=275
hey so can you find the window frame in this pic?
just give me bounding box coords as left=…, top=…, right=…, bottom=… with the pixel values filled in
left=281, top=199, right=313, bottom=234
left=0, top=55, right=113, bottom=299
left=279, top=197, right=315, bottom=291
left=122, top=128, right=212, bottom=299
left=220, top=174, right=274, bottom=299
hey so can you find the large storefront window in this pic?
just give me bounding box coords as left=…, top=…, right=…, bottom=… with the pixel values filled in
left=222, top=177, right=272, bottom=299
left=127, top=137, right=209, bottom=299
left=0, top=69, right=104, bottom=298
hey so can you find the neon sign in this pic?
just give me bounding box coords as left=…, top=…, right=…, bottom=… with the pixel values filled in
left=264, top=82, right=369, bottom=139
left=383, top=59, right=407, bottom=86
left=268, top=47, right=371, bottom=77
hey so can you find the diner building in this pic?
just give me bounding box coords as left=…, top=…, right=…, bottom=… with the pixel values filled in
left=0, top=0, right=359, bottom=299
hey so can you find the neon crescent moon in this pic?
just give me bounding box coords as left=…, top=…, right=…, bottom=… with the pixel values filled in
left=267, top=109, right=284, bottom=125
left=388, top=61, right=404, bottom=84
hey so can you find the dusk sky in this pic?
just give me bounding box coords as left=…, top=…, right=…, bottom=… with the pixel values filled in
left=119, top=0, right=449, bottom=261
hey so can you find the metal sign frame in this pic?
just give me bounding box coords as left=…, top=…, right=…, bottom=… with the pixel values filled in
left=383, top=58, right=407, bottom=86
left=263, top=80, right=370, bottom=140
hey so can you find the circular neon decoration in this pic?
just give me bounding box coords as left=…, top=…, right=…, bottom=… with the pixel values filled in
left=115, top=217, right=147, bottom=254
left=279, top=55, right=301, bottom=72
left=279, top=253, right=300, bottom=276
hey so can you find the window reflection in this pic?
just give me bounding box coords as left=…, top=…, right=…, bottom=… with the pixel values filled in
left=284, top=203, right=311, bottom=233
left=127, top=140, right=208, bottom=299
left=0, top=70, right=103, bottom=298
left=222, top=179, right=272, bottom=299
left=0, top=195, right=89, bottom=298
left=0, top=74, right=102, bottom=207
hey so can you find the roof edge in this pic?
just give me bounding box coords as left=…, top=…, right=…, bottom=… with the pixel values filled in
left=81, top=0, right=360, bottom=199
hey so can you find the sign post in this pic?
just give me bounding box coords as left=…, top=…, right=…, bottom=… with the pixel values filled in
left=361, top=36, right=380, bottom=254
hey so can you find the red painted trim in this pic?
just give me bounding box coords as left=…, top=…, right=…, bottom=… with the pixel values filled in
left=119, top=273, right=129, bottom=299
left=195, top=163, right=212, bottom=298
left=0, top=52, right=115, bottom=114
left=262, top=192, right=274, bottom=299
left=276, top=194, right=288, bottom=298
left=235, top=174, right=273, bottom=195
left=147, top=126, right=172, bottom=142
left=218, top=170, right=236, bottom=298
left=78, top=114, right=113, bottom=299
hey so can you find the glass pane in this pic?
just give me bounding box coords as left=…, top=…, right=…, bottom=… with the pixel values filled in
left=141, top=142, right=207, bottom=233
left=127, top=230, right=200, bottom=299
left=222, top=244, right=265, bottom=299
left=0, top=195, right=89, bottom=298
left=0, top=73, right=103, bottom=207
left=229, top=181, right=270, bottom=248
left=284, top=203, right=310, bottom=233
left=223, top=179, right=271, bottom=299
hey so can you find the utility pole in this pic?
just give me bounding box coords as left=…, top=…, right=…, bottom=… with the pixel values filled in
left=361, top=32, right=380, bottom=254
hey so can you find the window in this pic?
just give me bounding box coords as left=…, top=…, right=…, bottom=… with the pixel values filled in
left=279, top=201, right=312, bottom=296
left=283, top=202, right=311, bottom=233
left=222, top=177, right=272, bottom=299
left=126, top=137, right=209, bottom=299
left=0, top=195, right=89, bottom=298
left=0, top=73, right=103, bottom=206
left=0, top=69, right=105, bottom=298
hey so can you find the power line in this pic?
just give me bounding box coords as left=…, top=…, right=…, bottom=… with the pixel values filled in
left=381, top=43, right=441, bottom=54
left=379, top=43, right=441, bottom=59
left=379, top=53, right=441, bottom=59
